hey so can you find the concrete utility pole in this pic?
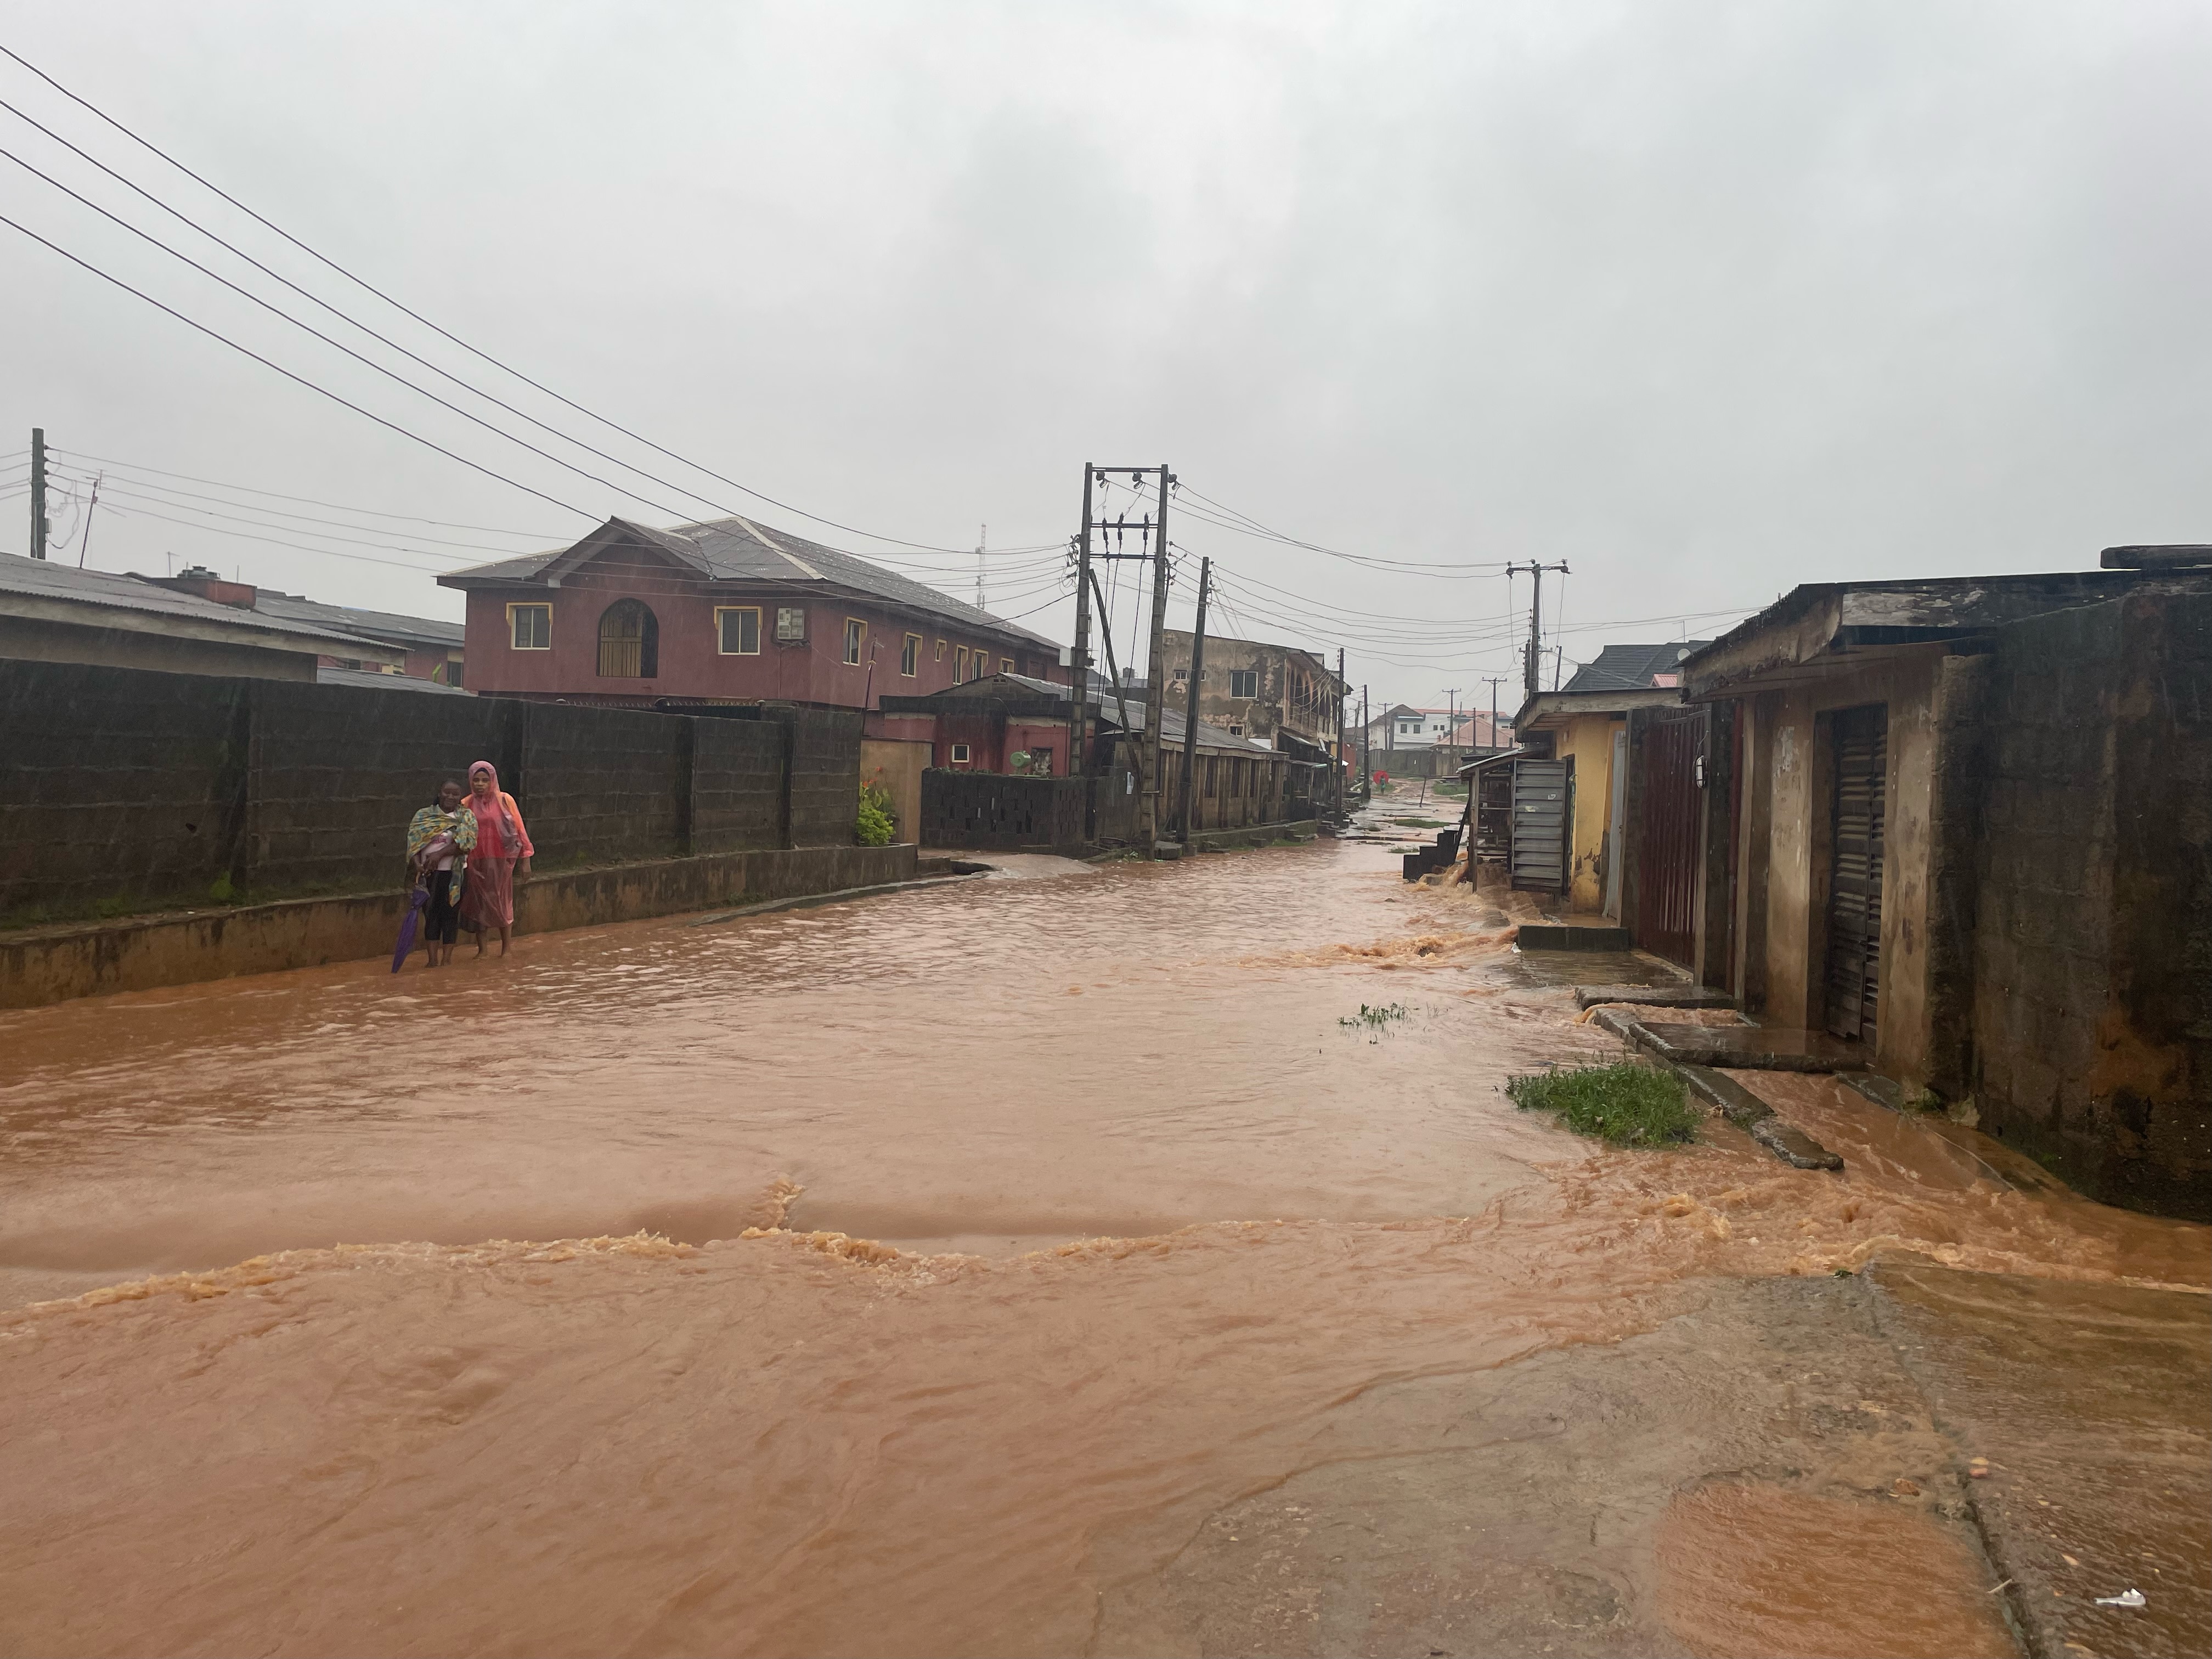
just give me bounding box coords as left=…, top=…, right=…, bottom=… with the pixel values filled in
left=29, top=427, right=47, bottom=560
left=1335, top=647, right=1347, bottom=822
left=1360, top=685, right=1370, bottom=803
left=1482, top=675, right=1509, bottom=749
left=974, top=524, right=986, bottom=612
left=1508, top=561, right=1569, bottom=699
left=1069, top=467, right=1094, bottom=798
left=1138, top=464, right=1173, bottom=854
left=1442, top=687, right=1460, bottom=765
left=1177, top=555, right=1211, bottom=842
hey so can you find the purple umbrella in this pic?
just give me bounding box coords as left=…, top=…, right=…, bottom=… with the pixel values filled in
left=391, top=884, right=430, bottom=973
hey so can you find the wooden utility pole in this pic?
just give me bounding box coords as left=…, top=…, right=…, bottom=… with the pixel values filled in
left=1069, top=464, right=1095, bottom=791
left=29, top=427, right=47, bottom=561
left=1138, top=463, right=1173, bottom=853
left=1177, top=556, right=1211, bottom=842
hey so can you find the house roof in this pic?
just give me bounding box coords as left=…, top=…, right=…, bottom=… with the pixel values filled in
left=315, top=664, right=475, bottom=695
left=884, top=672, right=1276, bottom=754
left=256, top=590, right=464, bottom=651
left=1678, top=571, right=2201, bottom=700
left=439, top=514, right=1058, bottom=649
left=1562, top=642, right=1710, bottom=692
left=0, top=553, right=396, bottom=658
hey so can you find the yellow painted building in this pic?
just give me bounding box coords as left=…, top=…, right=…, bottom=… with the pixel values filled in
left=1511, top=685, right=1685, bottom=916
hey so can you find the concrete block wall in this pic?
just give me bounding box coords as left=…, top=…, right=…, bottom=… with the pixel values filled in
left=0, top=661, right=252, bottom=919
left=0, top=660, right=870, bottom=924
left=774, top=708, right=864, bottom=848
left=245, top=681, right=520, bottom=894
left=1968, top=594, right=2210, bottom=1218
left=520, top=702, right=687, bottom=867
left=693, top=718, right=788, bottom=854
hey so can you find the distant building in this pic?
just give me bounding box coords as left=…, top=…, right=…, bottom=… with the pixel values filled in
left=439, top=515, right=1065, bottom=715
left=143, top=566, right=467, bottom=687
left=0, top=552, right=397, bottom=681
left=1449, top=712, right=1514, bottom=750
left=1156, top=629, right=1344, bottom=762
left=1500, top=642, right=1712, bottom=912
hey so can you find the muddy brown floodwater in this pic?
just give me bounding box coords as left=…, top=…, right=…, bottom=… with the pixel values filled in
left=1, top=842, right=2205, bottom=1657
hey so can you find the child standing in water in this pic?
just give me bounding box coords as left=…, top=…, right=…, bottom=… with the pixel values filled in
left=405, top=779, right=477, bottom=968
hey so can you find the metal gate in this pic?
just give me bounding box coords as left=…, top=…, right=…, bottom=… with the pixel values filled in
left=1636, top=707, right=1703, bottom=967
left=1509, top=759, right=1569, bottom=890
left=1824, top=705, right=1887, bottom=1044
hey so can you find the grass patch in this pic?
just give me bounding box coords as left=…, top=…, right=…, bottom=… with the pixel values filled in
left=1506, top=1063, right=1700, bottom=1148
left=1340, top=1002, right=1409, bottom=1029
left=1391, top=816, right=1453, bottom=828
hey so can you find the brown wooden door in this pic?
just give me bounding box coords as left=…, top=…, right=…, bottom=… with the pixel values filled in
left=1824, top=705, right=1887, bottom=1043
left=1636, top=707, right=1703, bottom=967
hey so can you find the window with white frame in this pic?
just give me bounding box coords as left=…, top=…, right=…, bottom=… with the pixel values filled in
left=508, top=602, right=551, bottom=650
left=901, top=634, right=920, bottom=676
left=843, top=618, right=865, bottom=665
left=715, top=606, right=761, bottom=654
left=1229, top=669, right=1258, bottom=698
left=950, top=742, right=971, bottom=764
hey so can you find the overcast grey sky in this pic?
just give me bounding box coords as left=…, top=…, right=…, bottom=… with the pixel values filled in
left=3, top=1, right=2205, bottom=712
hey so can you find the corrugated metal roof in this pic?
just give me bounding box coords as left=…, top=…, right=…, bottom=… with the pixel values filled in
left=0, top=553, right=389, bottom=652
left=314, top=665, right=475, bottom=695
left=1562, top=641, right=1710, bottom=692
left=905, top=673, right=1274, bottom=753
left=442, top=515, right=1058, bottom=648
left=257, top=591, right=464, bottom=648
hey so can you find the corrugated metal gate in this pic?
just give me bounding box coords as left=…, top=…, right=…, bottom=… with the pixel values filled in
left=1823, top=704, right=1887, bottom=1045
left=1635, top=707, right=1703, bottom=967
left=1509, top=759, right=1569, bottom=890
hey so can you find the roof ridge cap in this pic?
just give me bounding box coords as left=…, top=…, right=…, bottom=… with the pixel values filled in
left=729, top=515, right=824, bottom=580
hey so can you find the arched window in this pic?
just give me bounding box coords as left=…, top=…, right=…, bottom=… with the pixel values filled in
left=597, top=599, right=658, bottom=678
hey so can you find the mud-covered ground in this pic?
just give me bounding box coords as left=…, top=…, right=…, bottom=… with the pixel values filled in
left=2, top=831, right=2204, bottom=1657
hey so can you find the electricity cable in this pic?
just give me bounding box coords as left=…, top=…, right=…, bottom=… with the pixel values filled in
left=0, top=44, right=1061, bottom=557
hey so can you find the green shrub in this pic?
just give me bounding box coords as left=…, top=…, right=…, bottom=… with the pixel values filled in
left=1507, top=1063, right=1699, bottom=1148
left=855, top=780, right=896, bottom=847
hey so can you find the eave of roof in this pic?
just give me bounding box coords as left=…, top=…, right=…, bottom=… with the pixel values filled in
left=1679, top=571, right=2177, bottom=700
left=438, top=514, right=1059, bottom=648
left=0, top=554, right=398, bottom=658
left=1512, top=685, right=1683, bottom=731
left=254, top=592, right=464, bottom=648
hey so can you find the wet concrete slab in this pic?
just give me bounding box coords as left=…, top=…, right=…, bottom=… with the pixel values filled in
left=1517, top=923, right=1634, bottom=951
left=1636, top=1023, right=1867, bottom=1071
left=1870, top=1259, right=2212, bottom=1659
left=1675, top=1063, right=1847, bottom=1171
left=1482, top=947, right=1691, bottom=991
left=1098, top=1274, right=2017, bottom=1659
left=1573, top=983, right=1739, bottom=1012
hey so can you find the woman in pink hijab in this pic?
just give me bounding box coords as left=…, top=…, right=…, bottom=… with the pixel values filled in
left=458, top=760, right=534, bottom=955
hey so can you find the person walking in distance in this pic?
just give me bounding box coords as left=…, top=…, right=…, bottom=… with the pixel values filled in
left=459, top=760, right=533, bottom=957
left=405, top=778, right=477, bottom=967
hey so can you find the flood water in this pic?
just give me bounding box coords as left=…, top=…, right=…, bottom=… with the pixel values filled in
left=2, top=839, right=2204, bottom=1656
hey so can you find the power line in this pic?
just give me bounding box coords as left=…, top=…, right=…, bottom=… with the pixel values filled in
left=0, top=208, right=598, bottom=519
left=0, top=44, right=1060, bottom=557
left=0, top=140, right=744, bottom=525
left=1172, top=481, right=1511, bottom=573
left=52, top=449, right=559, bottom=535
